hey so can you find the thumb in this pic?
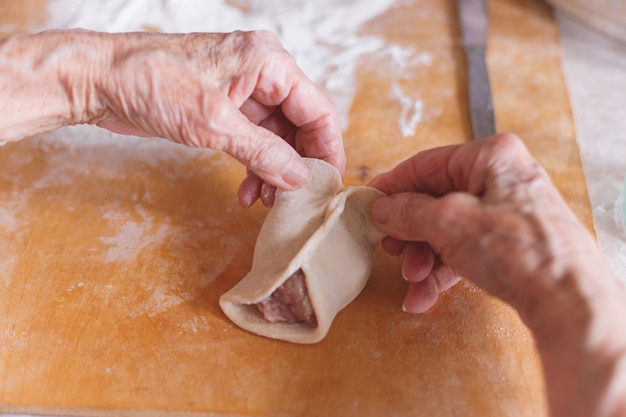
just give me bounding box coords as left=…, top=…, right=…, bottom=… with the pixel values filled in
left=370, top=192, right=481, bottom=252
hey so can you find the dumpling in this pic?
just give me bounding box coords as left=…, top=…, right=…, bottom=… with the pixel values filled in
left=219, top=158, right=385, bottom=344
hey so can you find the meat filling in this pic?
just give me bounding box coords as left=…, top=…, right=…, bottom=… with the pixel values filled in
left=256, top=269, right=317, bottom=327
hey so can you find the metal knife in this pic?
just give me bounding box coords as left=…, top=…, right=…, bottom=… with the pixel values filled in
left=456, top=0, right=496, bottom=139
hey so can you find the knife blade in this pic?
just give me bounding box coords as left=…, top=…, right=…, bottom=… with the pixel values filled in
left=456, top=0, right=496, bottom=139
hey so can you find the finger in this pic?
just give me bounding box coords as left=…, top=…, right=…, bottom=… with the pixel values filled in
left=196, top=99, right=311, bottom=190
left=238, top=173, right=277, bottom=208
left=368, top=133, right=536, bottom=196
left=258, top=109, right=297, bottom=146
left=402, top=278, right=439, bottom=314
left=237, top=45, right=345, bottom=173
left=238, top=173, right=264, bottom=208
left=239, top=98, right=275, bottom=125
left=429, top=257, right=462, bottom=292
left=401, top=262, right=462, bottom=314
left=367, top=144, right=462, bottom=196
left=381, top=236, right=405, bottom=256
left=370, top=192, right=481, bottom=248
left=280, top=78, right=346, bottom=175
left=260, top=182, right=276, bottom=207
left=241, top=99, right=298, bottom=150
left=294, top=113, right=346, bottom=175
left=401, top=242, right=435, bottom=283
left=243, top=124, right=310, bottom=190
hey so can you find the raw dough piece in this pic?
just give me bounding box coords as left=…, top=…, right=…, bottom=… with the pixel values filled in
left=219, top=158, right=385, bottom=344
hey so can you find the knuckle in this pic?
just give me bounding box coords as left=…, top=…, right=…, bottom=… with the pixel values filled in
left=239, top=30, right=282, bottom=53
left=204, top=101, right=231, bottom=125
left=252, top=29, right=281, bottom=44
left=236, top=133, right=288, bottom=176
left=432, top=193, right=466, bottom=225
left=245, top=140, right=274, bottom=169
left=425, top=194, right=479, bottom=251
left=489, top=133, right=531, bottom=163
left=198, top=100, right=238, bottom=150
left=393, top=197, right=419, bottom=225
left=431, top=263, right=459, bottom=292
left=385, top=195, right=426, bottom=239
left=493, top=132, right=522, bottom=148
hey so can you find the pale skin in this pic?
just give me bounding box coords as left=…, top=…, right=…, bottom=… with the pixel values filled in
left=369, top=134, right=626, bottom=417
left=0, top=29, right=345, bottom=207
left=1, top=29, right=624, bottom=417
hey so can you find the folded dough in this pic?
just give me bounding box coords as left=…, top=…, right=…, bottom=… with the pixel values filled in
left=219, top=158, right=385, bottom=344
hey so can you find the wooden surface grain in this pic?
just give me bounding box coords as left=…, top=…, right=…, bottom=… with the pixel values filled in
left=0, top=0, right=592, bottom=416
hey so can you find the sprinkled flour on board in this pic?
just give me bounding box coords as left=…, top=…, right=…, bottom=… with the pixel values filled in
left=41, top=0, right=427, bottom=135
left=43, top=0, right=394, bottom=130
left=392, top=82, right=423, bottom=137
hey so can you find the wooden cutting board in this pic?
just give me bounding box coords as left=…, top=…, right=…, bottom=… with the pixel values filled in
left=0, top=0, right=592, bottom=416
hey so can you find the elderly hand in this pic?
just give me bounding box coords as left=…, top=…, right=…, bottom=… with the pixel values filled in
left=0, top=30, right=345, bottom=207
left=368, top=133, right=603, bottom=315
left=369, top=133, right=626, bottom=417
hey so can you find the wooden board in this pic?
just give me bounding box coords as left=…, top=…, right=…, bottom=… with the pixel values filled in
left=0, top=0, right=592, bottom=416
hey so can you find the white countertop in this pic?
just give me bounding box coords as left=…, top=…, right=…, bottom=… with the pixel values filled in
left=557, top=12, right=626, bottom=284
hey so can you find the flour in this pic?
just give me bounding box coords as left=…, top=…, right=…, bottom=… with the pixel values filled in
left=39, top=125, right=203, bottom=169
left=386, top=46, right=433, bottom=73
left=392, top=82, right=423, bottom=137
left=0, top=254, right=16, bottom=288
left=0, top=206, right=18, bottom=233
left=36, top=0, right=434, bottom=146
left=43, top=0, right=404, bottom=131
left=67, top=281, right=85, bottom=291
left=0, top=204, right=22, bottom=288
left=130, top=284, right=187, bottom=318
left=99, top=218, right=171, bottom=263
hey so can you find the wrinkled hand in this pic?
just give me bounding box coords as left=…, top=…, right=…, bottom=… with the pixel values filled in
left=369, top=133, right=626, bottom=417
left=368, top=134, right=602, bottom=315
left=0, top=30, right=344, bottom=206
left=93, top=30, right=344, bottom=207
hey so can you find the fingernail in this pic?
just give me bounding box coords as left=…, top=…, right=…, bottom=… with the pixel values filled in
left=402, top=301, right=423, bottom=314
left=401, top=267, right=410, bottom=282
left=371, top=196, right=392, bottom=224
left=260, top=182, right=276, bottom=207
left=261, top=182, right=273, bottom=202
left=402, top=303, right=418, bottom=314
left=281, top=159, right=310, bottom=188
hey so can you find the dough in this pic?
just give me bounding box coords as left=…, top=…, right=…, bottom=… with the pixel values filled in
left=219, top=158, right=385, bottom=344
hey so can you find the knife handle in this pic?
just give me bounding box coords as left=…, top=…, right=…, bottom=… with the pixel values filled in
left=466, top=46, right=496, bottom=139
